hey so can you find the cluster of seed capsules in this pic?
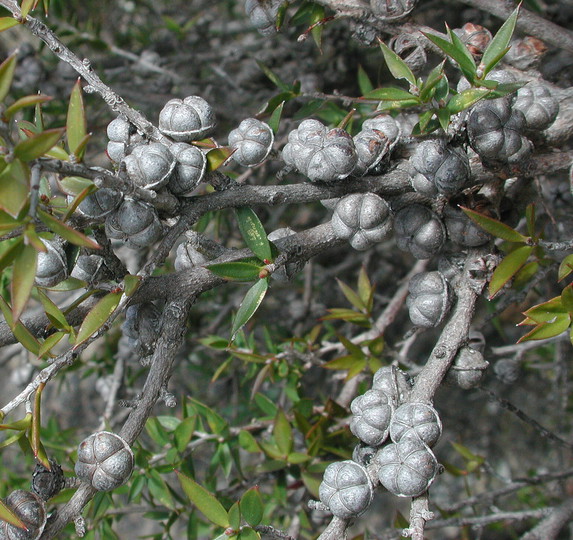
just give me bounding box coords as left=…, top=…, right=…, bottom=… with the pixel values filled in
left=318, top=366, right=442, bottom=520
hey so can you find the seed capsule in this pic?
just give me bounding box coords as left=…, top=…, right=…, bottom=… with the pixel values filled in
left=228, top=118, right=274, bottom=167
left=446, top=346, right=489, bottom=389
left=332, top=193, right=393, bottom=251
left=75, top=431, right=134, bottom=492
left=124, top=142, right=175, bottom=191
left=167, top=142, right=207, bottom=196
left=70, top=254, right=106, bottom=283
left=319, top=460, right=373, bottom=519
left=513, top=82, right=559, bottom=131
left=105, top=199, right=163, bottom=249
left=407, top=271, right=451, bottom=328
left=372, top=366, right=411, bottom=405
left=389, top=402, right=442, bottom=447
left=350, top=389, right=394, bottom=446
left=444, top=205, right=491, bottom=247
left=36, top=239, right=68, bottom=288
left=245, top=0, right=281, bottom=35
left=394, top=205, right=445, bottom=259
left=76, top=188, right=122, bottom=219
left=370, top=0, right=417, bottom=20
left=159, top=96, right=216, bottom=141
left=353, top=128, right=391, bottom=176
left=0, top=490, right=47, bottom=540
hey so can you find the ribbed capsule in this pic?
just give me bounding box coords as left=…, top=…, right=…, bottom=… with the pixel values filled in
left=394, top=205, right=445, bottom=259
left=245, top=0, right=281, bottom=35
left=167, top=142, right=207, bottom=196
left=513, top=82, right=559, bottom=131
left=370, top=0, right=417, bottom=20
left=75, top=431, right=134, bottom=492
left=124, top=142, right=175, bottom=191
left=228, top=118, right=274, bottom=167
left=389, top=402, right=442, bottom=447
left=36, top=239, right=68, bottom=288
left=105, top=199, right=163, bottom=249
left=0, top=490, right=47, bottom=540
left=406, top=271, right=451, bottom=328
left=76, top=188, right=122, bottom=219
left=159, top=96, right=216, bottom=141
left=446, top=346, right=489, bottom=389
left=350, top=389, right=394, bottom=446
left=444, top=205, right=491, bottom=247
left=331, top=193, right=393, bottom=251
left=372, top=366, right=411, bottom=405
left=319, top=461, right=373, bottom=519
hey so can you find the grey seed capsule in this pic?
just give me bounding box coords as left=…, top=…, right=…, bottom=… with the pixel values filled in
left=77, top=188, right=122, bottom=219
left=444, top=205, right=491, bottom=247
left=319, top=460, right=373, bottom=519
left=228, top=118, right=274, bottom=167
left=106, top=116, right=132, bottom=143
left=372, top=365, right=411, bottom=405
left=0, top=490, right=47, bottom=540
left=159, top=96, right=216, bottom=141
left=407, top=271, right=451, bottom=328
left=174, top=241, right=209, bottom=271
left=513, top=82, right=559, bottom=131
left=167, top=142, right=207, bottom=196
left=245, top=0, right=281, bottom=35
left=370, top=0, right=417, bottom=21
left=71, top=254, right=106, bottom=283
left=36, top=239, right=68, bottom=288
left=353, top=128, right=391, bottom=176
left=446, top=346, right=489, bottom=389
left=331, top=193, right=393, bottom=251
left=75, top=431, right=134, bottom=492
left=376, top=436, right=439, bottom=497
left=105, top=199, right=163, bottom=249
left=389, top=402, right=442, bottom=447
left=124, top=142, right=175, bottom=191
left=350, top=389, right=394, bottom=446
left=394, top=205, right=445, bottom=259
left=362, top=115, right=401, bottom=147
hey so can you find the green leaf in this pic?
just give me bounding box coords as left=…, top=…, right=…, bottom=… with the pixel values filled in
left=20, top=0, right=36, bottom=18
left=522, top=296, right=567, bottom=324
left=67, top=79, right=87, bottom=159
left=336, top=278, right=367, bottom=313
left=235, top=207, right=272, bottom=262
left=481, top=5, right=520, bottom=76
left=323, top=355, right=365, bottom=371
left=14, top=128, right=66, bottom=162
left=240, top=487, right=263, bottom=528
left=0, top=53, right=17, bottom=103
left=206, top=147, right=234, bottom=172
left=447, top=88, right=491, bottom=114
left=38, top=331, right=66, bottom=358
left=273, top=408, right=293, bottom=456
left=422, top=31, right=477, bottom=82
left=357, top=65, right=373, bottom=95
left=231, top=278, right=268, bottom=341
left=268, top=101, right=284, bottom=135
left=38, top=209, right=99, bottom=249
left=561, top=284, right=573, bottom=313
left=0, top=17, right=20, bottom=33
left=74, top=291, right=122, bottom=347
left=436, top=107, right=450, bottom=132
left=227, top=501, right=241, bottom=531
left=0, top=210, right=19, bottom=232
left=558, top=254, right=573, bottom=282
left=0, top=413, right=32, bottom=431
left=123, top=274, right=141, bottom=297
left=419, top=61, right=445, bottom=102
left=461, top=207, right=528, bottom=242
left=256, top=61, right=291, bottom=92
left=238, top=527, right=260, bottom=540
left=447, top=24, right=476, bottom=73
left=489, top=245, right=533, bottom=298
left=148, top=469, right=175, bottom=510
left=31, top=382, right=50, bottom=468
left=0, top=498, right=28, bottom=531
left=238, top=430, right=261, bottom=453
left=525, top=203, right=536, bottom=238
left=11, top=244, right=37, bottom=320
left=57, top=175, right=94, bottom=196
left=378, top=40, right=416, bottom=86
left=4, top=94, right=52, bottom=120
left=175, top=471, right=230, bottom=528
left=174, top=416, right=196, bottom=453
left=207, top=261, right=262, bottom=282
left=518, top=314, right=571, bottom=343
left=0, top=159, right=29, bottom=218
left=0, top=296, right=40, bottom=354
left=363, top=87, right=418, bottom=102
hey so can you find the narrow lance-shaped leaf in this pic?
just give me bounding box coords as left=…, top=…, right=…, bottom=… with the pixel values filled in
left=0, top=158, right=29, bottom=218
left=20, top=0, right=37, bottom=18
left=518, top=313, right=571, bottom=344
left=421, top=31, right=477, bottom=82
left=11, top=243, right=37, bottom=320
left=207, top=261, right=262, bottom=282
left=378, top=39, right=417, bottom=87
left=489, top=245, right=532, bottom=299
left=67, top=79, right=87, bottom=159
left=447, top=88, right=491, bottom=115
left=0, top=499, right=28, bottom=532
left=175, top=470, right=230, bottom=528
left=74, top=291, right=122, bottom=347
left=31, top=382, right=51, bottom=469
left=231, top=278, right=269, bottom=342
left=0, top=18, right=20, bottom=33
left=447, top=24, right=476, bottom=72
left=357, top=65, right=374, bottom=95
left=268, top=101, right=284, bottom=135
left=206, top=147, right=234, bottom=172
left=235, top=207, right=272, bottom=262
left=461, top=207, right=528, bottom=242
left=4, top=94, right=52, bottom=120
left=480, top=4, right=521, bottom=76
left=37, top=289, right=70, bottom=331
left=0, top=53, right=17, bottom=103
left=273, top=408, right=293, bottom=456
left=0, top=296, right=41, bottom=354
left=240, top=486, right=264, bottom=528
left=38, top=209, right=100, bottom=249
left=363, top=87, right=418, bottom=102
left=14, top=128, right=66, bottom=162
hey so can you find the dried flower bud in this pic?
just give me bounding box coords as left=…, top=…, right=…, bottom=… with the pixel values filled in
left=467, top=98, right=532, bottom=165
left=409, top=141, right=471, bottom=196
left=159, top=96, right=216, bottom=141
left=394, top=205, right=445, bottom=259
left=76, top=188, right=122, bottom=219
left=370, top=0, right=417, bottom=21
left=228, top=118, right=274, bottom=167
left=167, top=142, right=207, bottom=196
left=245, top=0, right=281, bottom=35
left=282, top=119, right=357, bottom=183
left=319, top=461, right=373, bottom=519
left=406, top=271, right=451, bottom=328
left=505, top=37, right=547, bottom=70
left=124, top=142, right=175, bottom=191
left=332, top=193, right=393, bottom=251
left=372, top=366, right=411, bottom=405
left=350, top=389, right=395, bottom=446
left=105, top=199, right=163, bottom=249
left=376, top=436, right=439, bottom=497
left=453, top=23, right=492, bottom=57
left=513, top=82, right=559, bottom=131
left=75, top=431, right=134, bottom=491
left=446, top=346, right=489, bottom=389
left=389, top=402, right=442, bottom=447
left=0, top=490, right=47, bottom=540
left=36, top=239, right=68, bottom=288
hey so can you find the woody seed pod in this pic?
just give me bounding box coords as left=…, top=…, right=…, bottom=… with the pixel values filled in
left=505, top=37, right=547, bottom=70
left=370, top=0, right=416, bottom=21
left=228, top=118, right=274, bottom=167
left=332, top=193, right=393, bottom=251
left=159, top=96, right=216, bottom=141
left=407, top=271, right=451, bottom=328
left=77, top=188, right=122, bottom=219
left=353, top=128, right=391, bottom=176
left=513, top=83, right=559, bottom=131
left=452, top=23, right=492, bottom=57
left=75, top=431, right=134, bottom=491
left=36, top=239, right=68, bottom=288
left=444, top=205, right=491, bottom=247
left=124, top=142, right=175, bottom=191
left=167, top=142, right=207, bottom=196
left=31, top=460, right=65, bottom=501
left=105, top=199, right=163, bottom=249
left=245, top=0, right=281, bottom=35
left=376, top=436, right=439, bottom=497
left=0, top=490, right=47, bottom=540
left=106, top=117, right=143, bottom=163
left=319, top=461, right=373, bottom=519
left=350, top=389, right=394, bottom=446
left=446, top=346, right=489, bottom=389
left=372, top=365, right=411, bottom=405
left=71, top=254, right=106, bottom=283
left=409, top=140, right=471, bottom=196
left=389, top=402, right=442, bottom=447
left=390, top=34, right=427, bottom=72
left=394, top=205, right=445, bottom=259
left=362, top=115, right=401, bottom=149
left=282, top=119, right=357, bottom=183
left=467, top=98, right=532, bottom=165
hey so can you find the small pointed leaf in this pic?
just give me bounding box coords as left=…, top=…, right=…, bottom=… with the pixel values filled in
left=422, top=31, right=477, bottom=81
left=273, top=408, right=293, bottom=456
left=0, top=53, right=17, bottom=102
left=11, top=243, right=37, bottom=320
left=268, top=101, right=284, bottom=135
left=235, top=207, right=272, bottom=262
left=447, top=88, right=490, bottom=114
left=67, top=79, right=87, bottom=159
left=207, top=262, right=262, bottom=282
left=206, top=147, right=234, bottom=172
left=461, top=207, right=528, bottom=242
left=0, top=499, right=28, bottom=531
left=518, top=314, right=571, bottom=343
left=0, top=159, right=30, bottom=218
left=38, top=209, right=99, bottom=248
left=0, top=18, right=19, bottom=32
left=5, top=94, right=52, bottom=120
left=0, top=296, right=40, bottom=354
left=363, top=87, right=418, bottom=101
left=481, top=5, right=520, bottom=75
left=240, top=487, right=264, bottom=528
left=74, top=291, right=122, bottom=347
left=231, top=278, right=268, bottom=341
left=378, top=40, right=416, bottom=86
left=14, top=128, right=66, bottom=162
left=489, top=245, right=532, bottom=298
